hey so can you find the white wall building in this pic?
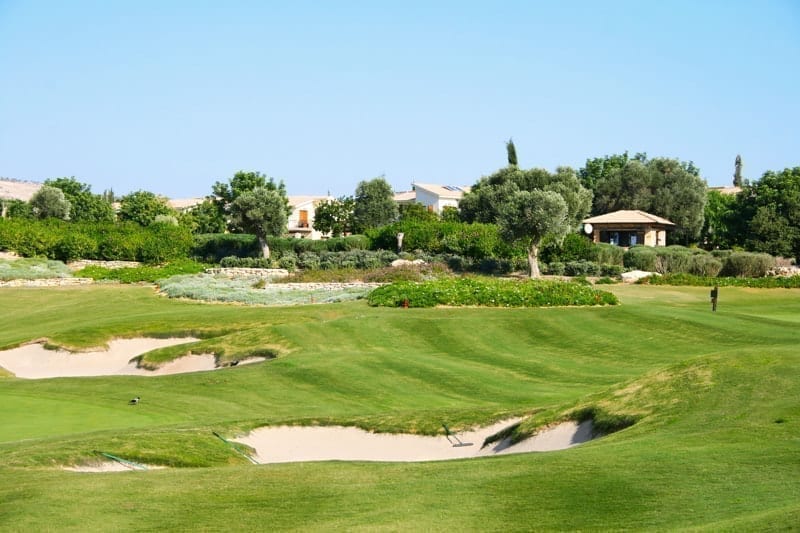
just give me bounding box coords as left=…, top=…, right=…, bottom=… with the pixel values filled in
left=396, top=183, right=471, bottom=214
left=287, top=195, right=332, bottom=240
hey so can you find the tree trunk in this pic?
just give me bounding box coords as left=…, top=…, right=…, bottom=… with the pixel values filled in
left=528, top=243, right=541, bottom=278
left=258, top=236, right=270, bottom=259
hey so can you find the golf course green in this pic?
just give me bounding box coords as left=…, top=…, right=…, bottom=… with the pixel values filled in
left=0, top=283, right=798, bottom=530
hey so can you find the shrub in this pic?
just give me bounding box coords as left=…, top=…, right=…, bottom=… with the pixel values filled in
left=639, top=273, right=800, bottom=289
left=623, top=246, right=657, bottom=271
left=367, top=276, right=618, bottom=308
left=219, top=256, right=274, bottom=268
left=192, top=233, right=260, bottom=263
left=540, top=233, right=594, bottom=264
left=599, top=264, right=623, bottom=277
left=138, top=224, right=193, bottom=263
left=0, top=257, right=72, bottom=280
left=546, top=262, right=565, bottom=276
left=719, top=252, right=776, bottom=278
left=55, top=232, right=99, bottom=262
left=592, top=243, right=625, bottom=266
left=565, top=260, right=600, bottom=276
left=159, top=274, right=374, bottom=305
left=688, top=254, right=723, bottom=277
left=278, top=253, right=298, bottom=271
left=75, top=259, right=206, bottom=283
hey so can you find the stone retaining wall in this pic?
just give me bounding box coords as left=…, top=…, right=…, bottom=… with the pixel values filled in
left=0, top=277, right=94, bottom=287
left=68, top=260, right=141, bottom=271
left=263, top=282, right=384, bottom=291
left=205, top=267, right=290, bottom=279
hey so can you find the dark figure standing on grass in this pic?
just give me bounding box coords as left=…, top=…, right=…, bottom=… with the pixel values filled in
left=710, top=286, right=719, bottom=312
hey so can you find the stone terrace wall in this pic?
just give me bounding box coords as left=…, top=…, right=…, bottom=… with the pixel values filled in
left=67, top=260, right=142, bottom=271
left=0, top=278, right=94, bottom=287
left=205, top=268, right=290, bottom=279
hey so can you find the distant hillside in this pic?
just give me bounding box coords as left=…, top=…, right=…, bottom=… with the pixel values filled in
left=0, top=178, right=42, bottom=201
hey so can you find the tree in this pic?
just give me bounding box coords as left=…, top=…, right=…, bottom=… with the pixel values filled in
left=30, top=185, right=71, bottom=220
left=180, top=199, right=227, bottom=234
left=579, top=152, right=630, bottom=191
left=229, top=187, right=288, bottom=258
left=3, top=199, right=33, bottom=219
left=313, top=196, right=355, bottom=237
left=352, top=177, right=398, bottom=233
left=399, top=202, right=439, bottom=223
left=701, top=190, right=738, bottom=249
left=586, top=154, right=707, bottom=244
left=460, top=162, right=591, bottom=277
left=736, top=167, right=800, bottom=260
left=733, top=155, right=743, bottom=187
left=45, top=177, right=115, bottom=223
left=118, top=190, right=176, bottom=226
left=499, top=190, right=568, bottom=277
left=506, top=138, right=518, bottom=167
left=212, top=171, right=290, bottom=232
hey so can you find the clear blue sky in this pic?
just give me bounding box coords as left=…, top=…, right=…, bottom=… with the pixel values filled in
left=1, top=1, right=798, bottom=199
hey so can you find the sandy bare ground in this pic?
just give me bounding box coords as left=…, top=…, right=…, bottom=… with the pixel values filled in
left=64, top=461, right=166, bottom=473
left=0, top=338, right=264, bottom=379
left=233, top=419, right=594, bottom=464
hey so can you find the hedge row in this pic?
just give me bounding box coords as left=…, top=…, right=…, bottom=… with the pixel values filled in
left=192, top=234, right=370, bottom=263
left=0, top=218, right=193, bottom=263
left=623, top=246, right=775, bottom=278
left=366, top=220, right=521, bottom=259
left=220, top=249, right=401, bottom=271
left=367, top=277, right=619, bottom=308
left=638, top=273, right=800, bottom=288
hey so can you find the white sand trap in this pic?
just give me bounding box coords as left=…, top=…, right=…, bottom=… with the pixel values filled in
left=233, top=419, right=595, bottom=464
left=0, top=337, right=262, bottom=379
left=64, top=461, right=165, bottom=473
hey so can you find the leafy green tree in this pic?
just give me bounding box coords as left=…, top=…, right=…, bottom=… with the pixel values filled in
left=587, top=154, right=707, bottom=244
left=647, top=158, right=707, bottom=244
left=737, top=167, right=800, bottom=260
left=30, top=185, right=71, bottom=220
left=3, top=199, right=34, bottom=219
left=499, top=190, right=568, bottom=277
left=45, top=177, right=115, bottom=223
left=118, top=190, right=176, bottom=227
left=460, top=162, right=591, bottom=277
left=579, top=152, right=630, bottom=191
left=506, top=138, right=518, bottom=167
left=399, top=202, right=439, bottom=223
left=701, top=190, right=738, bottom=249
left=352, top=177, right=398, bottom=233
left=229, top=187, right=288, bottom=258
left=212, top=171, right=290, bottom=232
left=179, top=199, right=227, bottom=234
left=440, top=205, right=461, bottom=222
left=314, top=196, right=355, bottom=237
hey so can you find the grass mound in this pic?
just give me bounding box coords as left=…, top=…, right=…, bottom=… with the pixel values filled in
left=368, top=276, right=619, bottom=307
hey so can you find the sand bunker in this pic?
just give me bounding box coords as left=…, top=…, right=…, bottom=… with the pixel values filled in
left=233, top=419, right=594, bottom=464
left=0, top=338, right=264, bottom=379
left=64, top=461, right=166, bottom=473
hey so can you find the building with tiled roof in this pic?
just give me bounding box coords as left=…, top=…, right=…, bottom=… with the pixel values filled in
left=582, top=210, right=675, bottom=247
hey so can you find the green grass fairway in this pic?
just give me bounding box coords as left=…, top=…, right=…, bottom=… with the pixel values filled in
left=0, top=284, right=798, bottom=530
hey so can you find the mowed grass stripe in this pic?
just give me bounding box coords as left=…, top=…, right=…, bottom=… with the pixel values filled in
left=0, top=283, right=798, bottom=529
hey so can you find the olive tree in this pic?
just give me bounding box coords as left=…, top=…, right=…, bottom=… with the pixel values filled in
left=229, top=187, right=288, bottom=258
left=29, top=185, right=71, bottom=220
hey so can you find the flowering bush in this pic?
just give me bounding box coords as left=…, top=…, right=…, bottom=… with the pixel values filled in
left=367, top=277, right=618, bottom=308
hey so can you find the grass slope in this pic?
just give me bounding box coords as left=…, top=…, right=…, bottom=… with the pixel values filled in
left=0, top=284, right=798, bottom=530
